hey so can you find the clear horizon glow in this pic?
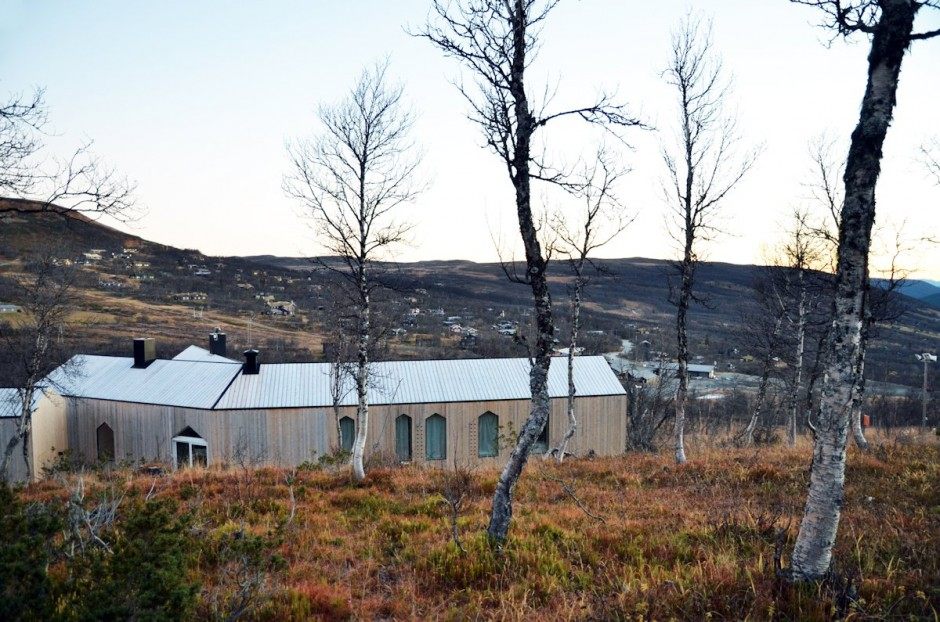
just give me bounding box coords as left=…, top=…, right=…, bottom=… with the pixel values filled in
left=1, top=0, right=938, bottom=278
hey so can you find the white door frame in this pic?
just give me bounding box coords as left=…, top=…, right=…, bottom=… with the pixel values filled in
left=172, top=435, right=208, bottom=469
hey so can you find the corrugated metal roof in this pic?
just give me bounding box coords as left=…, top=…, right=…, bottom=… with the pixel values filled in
left=214, top=356, right=625, bottom=410
left=653, top=362, right=715, bottom=374
left=49, top=355, right=241, bottom=409
left=172, top=345, right=238, bottom=363
left=0, top=387, right=45, bottom=418
left=0, top=388, right=20, bottom=418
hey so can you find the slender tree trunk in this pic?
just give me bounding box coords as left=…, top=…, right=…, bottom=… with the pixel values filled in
left=674, top=257, right=693, bottom=464
left=921, top=359, right=929, bottom=432
left=790, top=1, right=914, bottom=580
left=488, top=3, right=554, bottom=541
left=555, top=274, right=583, bottom=463
left=850, top=316, right=870, bottom=450
left=742, top=362, right=773, bottom=447
left=351, top=265, right=370, bottom=482
left=330, top=359, right=344, bottom=449
left=788, top=276, right=807, bottom=447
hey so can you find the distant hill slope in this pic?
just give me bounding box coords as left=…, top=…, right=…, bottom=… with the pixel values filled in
left=871, top=278, right=940, bottom=308
left=0, top=206, right=937, bottom=388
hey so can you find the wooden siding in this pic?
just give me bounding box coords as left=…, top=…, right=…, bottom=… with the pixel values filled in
left=0, top=391, right=69, bottom=483
left=0, top=419, right=30, bottom=482
left=67, top=400, right=330, bottom=467
left=331, top=395, right=627, bottom=466
left=30, top=391, right=69, bottom=476
left=64, top=394, right=626, bottom=469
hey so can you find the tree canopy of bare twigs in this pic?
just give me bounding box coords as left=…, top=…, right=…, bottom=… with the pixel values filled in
left=786, top=0, right=939, bottom=583
left=661, top=13, right=758, bottom=464
left=0, top=87, right=136, bottom=221
left=284, top=62, right=422, bottom=482
left=416, top=0, right=643, bottom=544
left=922, top=137, right=940, bottom=186
left=549, top=149, right=629, bottom=462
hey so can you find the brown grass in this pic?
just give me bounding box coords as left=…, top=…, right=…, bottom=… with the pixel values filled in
left=22, top=435, right=940, bottom=620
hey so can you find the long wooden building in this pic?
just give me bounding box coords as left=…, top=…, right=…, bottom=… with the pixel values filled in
left=2, top=335, right=627, bottom=481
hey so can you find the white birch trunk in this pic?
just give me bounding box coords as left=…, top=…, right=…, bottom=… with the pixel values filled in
left=790, top=0, right=913, bottom=579
left=788, top=278, right=807, bottom=448
left=554, top=276, right=582, bottom=463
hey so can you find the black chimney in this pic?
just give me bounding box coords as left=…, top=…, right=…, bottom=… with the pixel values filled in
left=133, top=338, right=156, bottom=368
left=242, top=349, right=260, bottom=375
left=209, top=328, right=227, bottom=357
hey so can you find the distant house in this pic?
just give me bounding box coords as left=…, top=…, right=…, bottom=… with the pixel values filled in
left=553, top=346, right=584, bottom=357
left=267, top=301, right=296, bottom=316
left=0, top=304, right=22, bottom=313
left=603, top=356, right=658, bottom=384
left=651, top=362, right=715, bottom=379
left=172, top=292, right=208, bottom=303
left=83, top=252, right=103, bottom=262
left=194, top=268, right=212, bottom=277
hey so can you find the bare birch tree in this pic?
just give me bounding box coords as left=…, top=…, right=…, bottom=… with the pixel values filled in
left=417, top=0, right=643, bottom=543
left=284, top=62, right=421, bottom=482
left=0, top=256, right=76, bottom=481
left=778, top=210, right=827, bottom=447
left=805, top=138, right=910, bottom=450
left=787, top=0, right=939, bottom=581
left=549, top=151, right=628, bottom=462
left=662, top=14, right=757, bottom=464
left=739, top=278, right=786, bottom=447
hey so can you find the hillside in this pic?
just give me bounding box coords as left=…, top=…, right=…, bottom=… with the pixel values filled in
left=0, top=204, right=937, bottom=388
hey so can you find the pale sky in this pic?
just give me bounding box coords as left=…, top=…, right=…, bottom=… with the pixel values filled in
left=1, top=1, right=938, bottom=277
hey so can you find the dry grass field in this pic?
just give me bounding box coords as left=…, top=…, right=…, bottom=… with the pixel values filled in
left=16, top=432, right=939, bottom=621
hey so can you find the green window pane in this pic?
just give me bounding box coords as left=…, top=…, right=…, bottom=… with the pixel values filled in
left=425, top=414, right=446, bottom=461
left=396, top=415, right=412, bottom=461
left=478, top=412, right=498, bottom=457
left=339, top=417, right=355, bottom=452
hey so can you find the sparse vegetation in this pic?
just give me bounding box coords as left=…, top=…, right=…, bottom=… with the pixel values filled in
left=4, top=435, right=937, bottom=620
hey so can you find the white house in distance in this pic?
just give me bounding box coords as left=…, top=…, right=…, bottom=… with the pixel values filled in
left=1, top=332, right=627, bottom=482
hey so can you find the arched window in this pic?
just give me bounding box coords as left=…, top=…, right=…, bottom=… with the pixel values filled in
left=173, top=426, right=207, bottom=469
left=339, top=416, right=355, bottom=452
left=477, top=412, right=499, bottom=457
left=395, top=414, right=412, bottom=461
left=425, top=414, right=446, bottom=461
left=532, top=414, right=549, bottom=454
left=96, top=423, right=114, bottom=462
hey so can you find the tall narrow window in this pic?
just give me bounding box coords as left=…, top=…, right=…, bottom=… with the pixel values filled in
left=395, top=414, right=412, bottom=461
left=339, top=416, right=355, bottom=452
left=425, top=414, right=446, bottom=461
left=172, top=426, right=207, bottom=469
left=477, top=412, right=499, bottom=457
left=532, top=414, right=549, bottom=454
left=96, top=423, right=114, bottom=462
